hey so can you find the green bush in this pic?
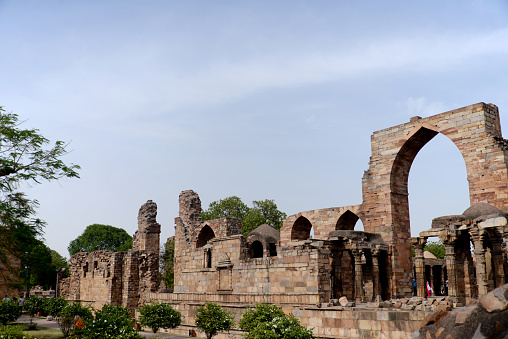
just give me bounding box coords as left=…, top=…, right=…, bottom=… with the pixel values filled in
left=57, top=302, right=93, bottom=337
left=75, top=304, right=142, bottom=339
left=243, top=313, right=314, bottom=339
left=239, top=304, right=285, bottom=333
left=44, top=297, right=68, bottom=317
left=195, top=302, right=234, bottom=339
left=23, top=296, right=45, bottom=318
left=138, top=302, right=181, bottom=333
left=240, top=304, right=314, bottom=339
left=0, top=301, right=21, bottom=325
left=0, top=324, right=34, bottom=339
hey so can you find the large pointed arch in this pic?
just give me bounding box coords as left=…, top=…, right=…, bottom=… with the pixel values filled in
left=336, top=210, right=360, bottom=231
left=291, top=216, right=313, bottom=241
left=196, top=225, right=215, bottom=248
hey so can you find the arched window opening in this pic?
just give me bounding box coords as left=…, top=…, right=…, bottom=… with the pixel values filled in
left=291, top=216, right=313, bottom=241
left=268, top=243, right=277, bottom=257
left=250, top=241, right=264, bottom=258
left=336, top=210, right=363, bottom=231
left=196, top=225, right=215, bottom=248
left=205, top=248, right=212, bottom=268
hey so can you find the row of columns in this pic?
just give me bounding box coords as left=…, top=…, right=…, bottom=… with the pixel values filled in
left=412, top=226, right=508, bottom=301
left=351, top=247, right=383, bottom=302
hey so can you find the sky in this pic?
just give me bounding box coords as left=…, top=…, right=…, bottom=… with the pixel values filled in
left=1, top=0, right=507, bottom=257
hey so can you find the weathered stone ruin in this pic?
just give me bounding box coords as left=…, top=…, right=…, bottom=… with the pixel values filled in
left=60, top=200, right=161, bottom=310
left=62, top=102, right=508, bottom=338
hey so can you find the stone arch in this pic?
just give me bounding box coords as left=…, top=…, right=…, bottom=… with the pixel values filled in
left=196, top=225, right=215, bottom=248
left=336, top=210, right=360, bottom=231
left=362, top=103, right=508, bottom=297
left=249, top=240, right=264, bottom=258
left=291, top=215, right=313, bottom=241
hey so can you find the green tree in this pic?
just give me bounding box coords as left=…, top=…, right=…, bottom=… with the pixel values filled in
left=195, top=302, right=234, bottom=339
left=239, top=304, right=285, bottom=333
left=160, top=239, right=175, bottom=290
left=138, top=302, right=182, bottom=333
left=243, top=313, right=315, bottom=339
left=201, top=196, right=249, bottom=221
left=77, top=304, right=142, bottom=339
left=201, top=197, right=286, bottom=236
left=68, top=224, right=133, bottom=256
left=57, top=302, right=93, bottom=337
left=0, top=300, right=21, bottom=325
left=242, top=200, right=287, bottom=236
left=43, top=297, right=68, bottom=317
left=0, top=107, right=79, bottom=289
left=424, top=241, right=445, bottom=259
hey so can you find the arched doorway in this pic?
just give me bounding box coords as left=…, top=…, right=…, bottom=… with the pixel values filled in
left=291, top=216, right=313, bottom=241
left=196, top=225, right=215, bottom=248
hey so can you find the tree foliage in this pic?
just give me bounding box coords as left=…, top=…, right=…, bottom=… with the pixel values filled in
left=160, top=239, right=175, bottom=290
left=0, top=107, right=79, bottom=288
left=424, top=241, right=445, bottom=259
left=76, top=304, right=141, bottom=339
left=0, top=300, right=21, bottom=325
left=239, top=304, right=314, bottom=339
left=201, top=197, right=286, bottom=236
left=68, top=224, right=133, bottom=256
left=239, top=304, right=285, bottom=333
left=195, top=302, right=235, bottom=339
left=243, top=313, right=315, bottom=339
left=138, top=302, right=182, bottom=333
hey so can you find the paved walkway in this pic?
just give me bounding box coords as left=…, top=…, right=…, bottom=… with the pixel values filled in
left=18, top=316, right=193, bottom=338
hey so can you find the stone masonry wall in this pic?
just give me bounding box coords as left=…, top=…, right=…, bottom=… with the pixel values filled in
left=280, top=205, right=362, bottom=246
left=145, top=292, right=434, bottom=339
left=362, top=102, right=508, bottom=298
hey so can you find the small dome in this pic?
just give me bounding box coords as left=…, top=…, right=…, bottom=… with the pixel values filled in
left=247, top=224, right=280, bottom=243
left=463, top=203, right=503, bottom=219
left=424, top=251, right=437, bottom=260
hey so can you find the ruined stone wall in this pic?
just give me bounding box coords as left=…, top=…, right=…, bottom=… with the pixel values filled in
left=146, top=291, right=434, bottom=339
left=362, top=102, right=508, bottom=297
left=280, top=205, right=362, bottom=246
left=133, top=200, right=161, bottom=253
left=62, top=201, right=161, bottom=310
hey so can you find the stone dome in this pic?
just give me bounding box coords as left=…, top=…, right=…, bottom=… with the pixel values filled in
left=247, top=224, right=280, bottom=243
left=462, top=202, right=504, bottom=220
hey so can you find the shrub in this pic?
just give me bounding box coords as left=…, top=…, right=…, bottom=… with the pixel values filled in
left=240, top=304, right=314, bottom=339
left=23, top=296, right=45, bottom=318
left=0, top=300, right=21, bottom=325
left=195, top=302, right=234, bottom=339
left=0, top=324, right=34, bottom=339
left=75, top=304, right=142, bottom=339
left=239, top=304, right=285, bottom=333
left=243, top=313, right=315, bottom=339
left=44, top=297, right=68, bottom=317
left=138, top=302, right=181, bottom=333
left=57, top=302, right=93, bottom=337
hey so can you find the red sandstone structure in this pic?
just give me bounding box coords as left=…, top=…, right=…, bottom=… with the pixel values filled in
left=62, top=103, right=508, bottom=338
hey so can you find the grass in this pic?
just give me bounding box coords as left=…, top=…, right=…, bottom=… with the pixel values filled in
left=23, top=326, right=66, bottom=339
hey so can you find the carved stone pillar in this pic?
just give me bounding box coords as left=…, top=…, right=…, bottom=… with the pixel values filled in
left=440, top=233, right=458, bottom=300
left=352, top=248, right=364, bottom=302
left=471, top=230, right=489, bottom=296
left=411, top=237, right=427, bottom=297
left=372, top=248, right=381, bottom=301
left=491, top=238, right=505, bottom=288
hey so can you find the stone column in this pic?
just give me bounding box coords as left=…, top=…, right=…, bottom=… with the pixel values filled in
left=411, top=237, right=427, bottom=297
left=371, top=249, right=381, bottom=301
left=471, top=230, right=489, bottom=296
left=352, top=248, right=364, bottom=302
left=440, top=235, right=458, bottom=300
left=491, top=238, right=505, bottom=288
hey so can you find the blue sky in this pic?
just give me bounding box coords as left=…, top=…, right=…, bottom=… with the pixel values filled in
left=1, top=1, right=507, bottom=257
